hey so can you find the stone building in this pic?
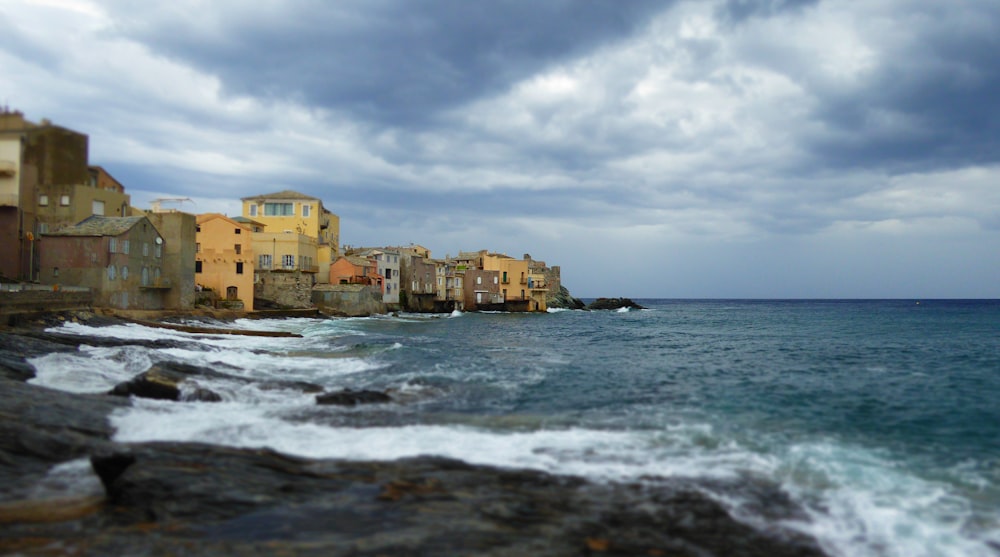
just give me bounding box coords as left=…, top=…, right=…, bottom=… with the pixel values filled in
left=39, top=215, right=173, bottom=309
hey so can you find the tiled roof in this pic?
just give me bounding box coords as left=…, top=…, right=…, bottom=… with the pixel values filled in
left=196, top=213, right=248, bottom=228
left=240, top=190, right=318, bottom=202
left=46, top=215, right=147, bottom=237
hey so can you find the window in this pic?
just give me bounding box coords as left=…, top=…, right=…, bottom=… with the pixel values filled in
left=141, top=267, right=149, bottom=286
left=196, top=243, right=201, bottom=253
left=92, top=200, right=105, bottom=216
left=109, top=238, right=117, bottom=253
left=121, top=266, right=129, bottom=280
left=155, top=244, right=162, bottom=258
left=143, top=243, right=149, bottom=256
left=477, top=276, right=482, bottom=285
left=302, top=204, right=311, bottom=218
left=493, top=276, right=498, bottom=284
left=234, top=244, right=242, bottom=254
left=122, top=240, right=130, bottom=254
left=249, top=204, right=258, bottom=217
left=259, top=254, right=272, bottom=269
left=265, top=203, right=294, bottom=216
left=235, top=228, right=241, bottom=235
left=39, top=195, right=48, bottom=206
left=53, top=267, right=59, bottom=278
left=60, top=195, right=70, bottom=206
left=195, top=261, right=202, bottom=273
left=108, top=265, right=116, bottom=280
left=236, top=262, right=244, bottom=274
left=196, top=225, right=201, bottom=232
left=282, top=254, right=295, bottom=269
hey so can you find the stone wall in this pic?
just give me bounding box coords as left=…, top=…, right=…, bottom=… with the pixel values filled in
left=255, top=270, right=314, bottom=309
left=0, top=287, right=93, bottom=320
left=312, top=284, right=386, bottom=317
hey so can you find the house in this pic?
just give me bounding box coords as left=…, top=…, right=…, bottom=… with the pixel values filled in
left=145, top=210, right=196, bottom=310
left=347, top=248, right=401, bottom=306
left=481, top=252, right=531, bottom=309
left=241, top=190, right=339, bottom=283
left=329, top=255, right=382, bottom=289
left=463, top=269, right=502, bottom=310
left=0, top=110, right=131, bottom=281
left=195, top=213, right=254, bottom=311
left=38, top=215, right=172, bottom=310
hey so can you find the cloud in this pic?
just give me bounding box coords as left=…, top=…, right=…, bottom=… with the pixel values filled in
left=2, top=0, right=998, bottom=296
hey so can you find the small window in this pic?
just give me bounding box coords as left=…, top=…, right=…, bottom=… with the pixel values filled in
left=155, top=244, right=162, bottom=258
left=249, top=205, right=258, bottom=217
left=108, top=265, right=116, bottom=280
left=493, top=276, right=499, bottom=284
left=195, top=261, right=203, bottom=273
left=235, top=228, right=241, bottom=235
left=477, top=276, right=482, bottom=285
left=196, top=243, right=201, bottom=253
left=121, top=266, right=129, bottom=280
left=53, top=267, right=59, bottom=278
left=122, top=240, right=130, bottom=254
left=39, top=195, right=49, bottom=206
left=143, top=243, right=149, bottom=256
left=196, top=225, right=201, bottom=232
left=60, top=195, right=70, bottom=206
left=109, top=238, right=117, bottom=253
left=236, top=262, right=244, bottom=274
left=302, top=204, right=311, bottom=218
left=234, top=244, right=242, bottom=254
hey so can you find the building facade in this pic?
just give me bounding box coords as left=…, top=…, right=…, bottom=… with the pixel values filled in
left=195, top=213, right=254, bottom=311
left=38, top=216, right=172, bottom=309
left=241, top=190, right=339, bottom=283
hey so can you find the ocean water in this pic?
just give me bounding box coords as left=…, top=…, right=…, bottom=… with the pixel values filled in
left=28, top=300, right=1000, bottom=556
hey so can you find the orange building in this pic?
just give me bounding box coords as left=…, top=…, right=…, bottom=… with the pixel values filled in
left=195, top=213, right=254, bottom=310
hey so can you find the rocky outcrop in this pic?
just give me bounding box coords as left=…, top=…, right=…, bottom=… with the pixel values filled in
left=587, top=297, right=646, bottom=311
left=547, top=285, right=585, bottom=310
left=109, top=363, right=222, bottom=402
left=316, top=388, right=392, bottom=406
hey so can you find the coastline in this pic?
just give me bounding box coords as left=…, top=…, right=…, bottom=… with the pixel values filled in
left=0, top=314, right=830, bottom=556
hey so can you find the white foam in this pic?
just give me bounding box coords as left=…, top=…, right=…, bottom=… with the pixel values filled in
left=30, top=458, right=104, bottom=500
left=448, top=309, right=463, bottom=318
left=28, top=345, right=152, bottom=393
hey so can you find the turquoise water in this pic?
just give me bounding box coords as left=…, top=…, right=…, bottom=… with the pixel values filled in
left=31, top=300, right=1000, bottom=556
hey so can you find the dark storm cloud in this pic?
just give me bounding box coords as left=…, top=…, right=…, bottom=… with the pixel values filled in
left=717, top=0, right=820, bottom=24
left=107, top=0, right=668, bottom=127
left=804, top=3, right=1000, bottom=173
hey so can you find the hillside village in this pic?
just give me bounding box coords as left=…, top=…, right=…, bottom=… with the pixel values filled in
left=0, top=109, right=578, bottom=318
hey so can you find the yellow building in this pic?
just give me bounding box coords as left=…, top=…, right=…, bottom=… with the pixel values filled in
left=195, top=213, right=254, bottom=311
left=240, top=190, right=339, bottom=283
left=251, top=231, right=318, bottom=274
left=481, top=253, right=531, bottom=304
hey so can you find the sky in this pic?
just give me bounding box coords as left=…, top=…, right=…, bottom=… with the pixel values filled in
left=2, top=0, right=999, bottom=298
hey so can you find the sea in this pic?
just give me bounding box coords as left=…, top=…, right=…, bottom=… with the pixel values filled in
left=26, top=299, right=1000, bottom=556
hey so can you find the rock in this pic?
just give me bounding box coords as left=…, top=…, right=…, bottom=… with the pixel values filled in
left=316, top=389, right=392, bottom=406
left=586, top=297, right=646, bottom=311
left=547, top=285, right=585, bottom=310
left=109, top=364, right=221, bottom=402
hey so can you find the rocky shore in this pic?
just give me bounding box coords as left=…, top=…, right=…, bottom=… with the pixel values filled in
left=0, top=315, right=828, bottom=556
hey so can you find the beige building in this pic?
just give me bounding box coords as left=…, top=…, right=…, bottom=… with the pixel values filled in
left=195, top=213, right=254, bottom=311
left=241, top=190, right=339, bottom=283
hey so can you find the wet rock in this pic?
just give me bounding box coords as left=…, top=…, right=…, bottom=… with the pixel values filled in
left=316, top=389, right=392, bottom=406
left=586, top=297, right=646, bottom=311
left=109, top=364, right=221, bottom=402
left=547, top=285, right=586, bottom=310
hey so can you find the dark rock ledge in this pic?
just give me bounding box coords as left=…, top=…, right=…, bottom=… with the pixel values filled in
left=0, top=330, right=827, bottom=556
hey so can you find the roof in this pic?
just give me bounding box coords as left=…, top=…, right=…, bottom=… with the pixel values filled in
left=45, top=215, right=148, bottom=237
left=336, top=255, right=375, bottom=267
left=240, top=190, right=319, bottom=202
left=197, top=213, right=250, bottom=229
left=232, top=216, right=265, bottom=226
